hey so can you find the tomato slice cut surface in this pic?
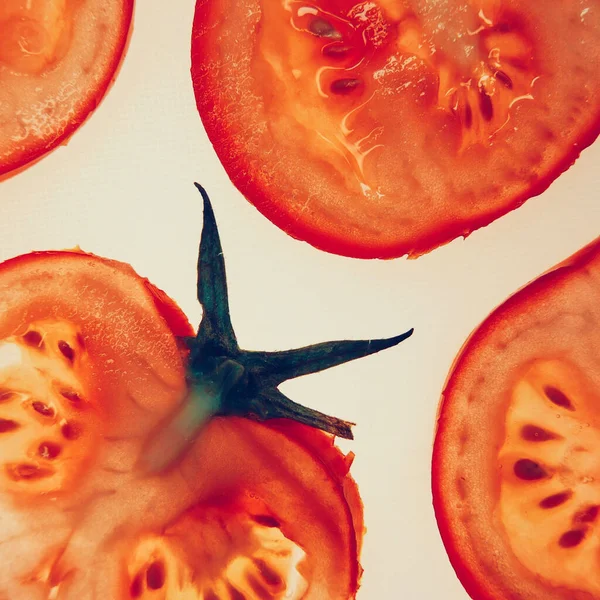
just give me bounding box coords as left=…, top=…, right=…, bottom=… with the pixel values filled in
left=0, top=0, right=133, bottom=179
left=0, top=187, right=412, bottom=599
left=433, top=237, right=600, bottom=599
left=191, top=0, right=600, bottom=258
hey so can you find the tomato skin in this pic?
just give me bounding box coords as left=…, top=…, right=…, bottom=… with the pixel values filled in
left=0, top=0, right=134, bottom=180
left=432, top=238, right=600, bottom=600
left=191, top=0, right=600, bottom=259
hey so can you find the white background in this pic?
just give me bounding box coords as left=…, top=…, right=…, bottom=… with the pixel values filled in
left=1, top=2, right=599, bottom=598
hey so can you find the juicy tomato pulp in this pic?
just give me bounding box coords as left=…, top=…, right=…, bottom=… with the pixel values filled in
left=0, top=0, right=133, bottom=179
left=0, top=251, right=362, bottom=599
left=191, top=0, right=600, bottom=259
left=433, top=237, right=600, bottom=600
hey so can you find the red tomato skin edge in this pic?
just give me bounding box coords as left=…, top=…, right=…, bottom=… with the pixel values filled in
left=0, top=250, right=365, bottom=594
left=264, top=418, right=365, bottom=589
left=0, top=1, right=135, bottom=181
left=430, top=236, right=600, bottom=600
left=190, top=4, right=600, bottom=260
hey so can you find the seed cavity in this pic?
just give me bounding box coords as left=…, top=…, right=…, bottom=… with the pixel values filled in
left=39, top=441, right=62, bottom=459
left=540, top=490, right=572, bottom=509
left=32, top=401, right=55, bottom=417
left=559, top=529, right=585, bottom=548
left=495, top=70, right=513, bottom=89
left=146, top=561, right=165, bottom=590
left=6, top=463, right=54, bottom=481
left=544, top=386, right=574, bottom=410
left=309, top=17, right=341, bottom=39
left=330, top=78, right=362, bottom=95
left=479, top=89, right=493, bottom=121
left=253, top=515, right=280, bottom=528
left=0, top=419, right=19, bottom=433
left=575, top=505, right=599, bottom=524
left=204, top=591, right=220, bottom=600
left=58, top=340, right=74, bottom=362
left=23, top=330, right=43, bottom=348
left=521, top=424, right=559, bottom=442
left=514, top=458, right=547, bottom=481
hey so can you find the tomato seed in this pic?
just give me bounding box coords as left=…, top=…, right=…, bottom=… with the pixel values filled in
left=479, top=90, right=494, bottom=121
left=521, top=424, right=558, bottom=442
left=39, top=442, right=62, bottom=459
left=61, top=422, right=81, bottom=440
left=7, top=463, right=53, bottom=481
left=559, top=529, right=585, bottom=548
left=76, top=333, right=86, bottom=349
left=544, top=386, right=574, bottom=410
left=575, top=505, right=599, bottom=523
left=0, top=419, right=19, bottom=433
left=323, top=43, right=352, bottom=58
left=254, top=558, right=283, bottom=587
left=539, top=490, right=572, bottom=509
left=514, top=459, right=547, bottom=480
left=228, top=584, right=246, bottom=600
left=61, top=390, right=83, bottom=404
left=330, top=78, right=362, bottom=95
left=253, top=514, right=280, bottom=528
left=247, top=572, right=272, bottom=599
left=32, top=401, right=55, bottom=417
left=495, top=70, right=513, bottom=89
left=58, top=340, right=74, bottom=362
left=129, top=573, right=143, bottom=598
left=464, top=103, right=473, bottom=129
left=0, top=390, right=14, bottom=403
left=145, top=561, right=165, bottom=590
left=23, top=330, right=43, bottom=348
left=309, top=18, right=341, bottom=39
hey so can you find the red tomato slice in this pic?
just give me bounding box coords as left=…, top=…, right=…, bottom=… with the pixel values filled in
left=191, top=0, right=600, bottom=259
left=0, top=0, right=133, bottom=180
left=0, top=250, right=363, bottom=600
left=432, top=237, right=600, bottom=599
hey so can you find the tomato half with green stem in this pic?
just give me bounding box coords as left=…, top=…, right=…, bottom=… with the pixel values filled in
left=0, top=184, right=412, bottom=599
left=0, top=0, right=133, bottom=180
left=191, top=0, right=600, bottom=259
left=433, top=236, right=600, bottom=599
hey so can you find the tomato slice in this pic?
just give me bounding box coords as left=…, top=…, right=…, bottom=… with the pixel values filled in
left=432, top=237, right=600, bottom=599
left=0, top=0, right=133, bottom=179
left=191, top=0, right=600, bottom=259
left=0, top=186, right=411, bottom=599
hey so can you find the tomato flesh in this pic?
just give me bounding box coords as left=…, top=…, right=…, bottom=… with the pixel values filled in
left=192, top=0, right=600, bottom=258
left=0, top=0, right=133, bottom=179
left=433, top=237, right=600, bottom=599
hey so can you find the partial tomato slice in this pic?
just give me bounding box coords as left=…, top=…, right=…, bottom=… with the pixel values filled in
left=0, top=0, right=133, bottom=179
left=191, top=0, right=600, bottom=258
left=433, top=237, right=600, bottom=599
left=0, top=188, right=410, bottom=599
left=0, top=250, right=190, bottom=600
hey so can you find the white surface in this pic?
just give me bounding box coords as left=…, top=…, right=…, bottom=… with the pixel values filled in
left=1, top=2, right=599, bottom=598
